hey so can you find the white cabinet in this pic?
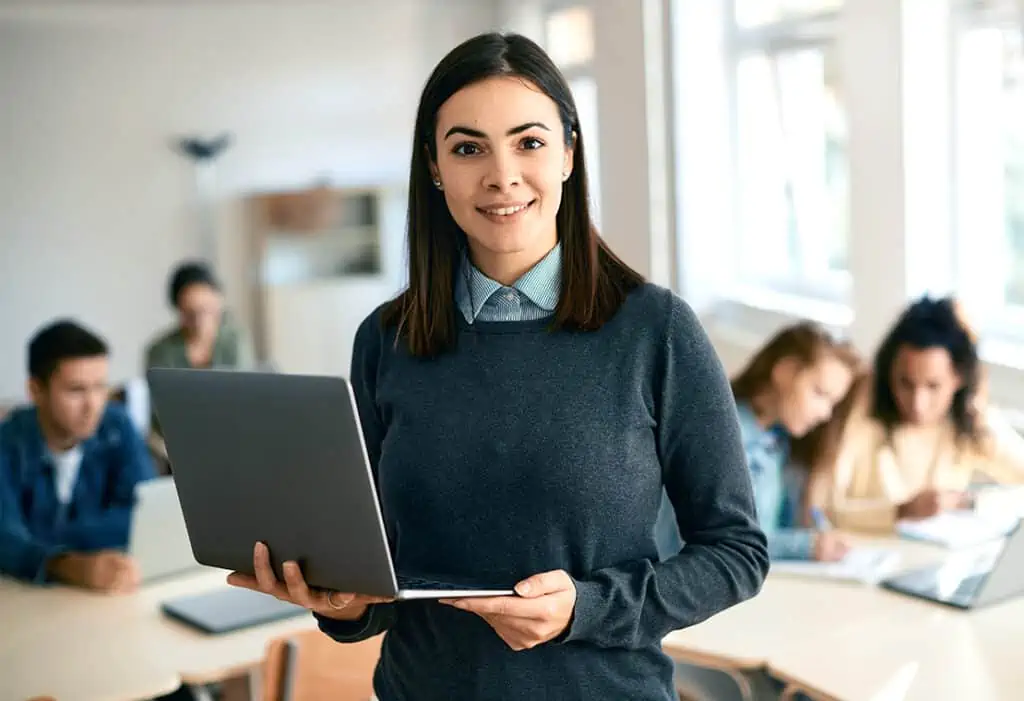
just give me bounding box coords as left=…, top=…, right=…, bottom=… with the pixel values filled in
left=247, top=185, right=406, bottom=376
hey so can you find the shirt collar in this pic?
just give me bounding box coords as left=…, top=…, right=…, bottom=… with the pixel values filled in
left=455, top=242, right=562, bottom=323
left=11, top=406, right=97, bottom=466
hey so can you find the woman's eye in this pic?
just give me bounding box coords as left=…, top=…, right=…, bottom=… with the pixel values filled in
left=521, top=137, right=545, bottom=150
left=453, top=142, right=481, bottom=156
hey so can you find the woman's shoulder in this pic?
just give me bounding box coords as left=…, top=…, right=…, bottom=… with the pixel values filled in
left=145, top=325, right=183, bottom=359
left=620, top=283, right=702, bottom=334
left=354, top=301, right=396, bottom=350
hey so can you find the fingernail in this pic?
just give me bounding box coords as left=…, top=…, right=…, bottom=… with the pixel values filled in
left=517, top=582, right=531, bottom=596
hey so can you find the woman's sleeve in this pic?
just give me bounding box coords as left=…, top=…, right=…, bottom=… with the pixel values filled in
left=826, top=421, right=900, bottom=533
left=976, top=406, right=1024, bottom=484
left=317, top=309, right=399, bottom=643
left=561, top=296, right=769, bottom=650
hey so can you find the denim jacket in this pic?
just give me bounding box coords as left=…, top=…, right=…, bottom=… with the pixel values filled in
left=735, top=403, right=813, bottom=560
left=656, top=402, right=813, bottom=561
left=0, top=403, right=154, bottom=582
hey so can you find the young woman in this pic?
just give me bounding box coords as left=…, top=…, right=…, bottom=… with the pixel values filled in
left=828, top=296, right=1024, bottom=531
left=661, top=323, right=861, bottom=701
left=657, top=323, right=862, bottom=563
left=225, top=32, right=768, bottom=701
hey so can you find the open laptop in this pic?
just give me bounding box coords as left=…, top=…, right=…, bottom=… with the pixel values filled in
left=129, top=475, right=206, bottom=583
left=147, top=367, right=515, bottom=601
left=880, top=519, right=1024, bottom=610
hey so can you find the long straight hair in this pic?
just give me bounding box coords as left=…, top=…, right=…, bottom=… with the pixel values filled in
left=381, top=32, right=644, bottom=356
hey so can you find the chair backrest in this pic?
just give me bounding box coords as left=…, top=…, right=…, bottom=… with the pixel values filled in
left=261, top=630, right=383, bottom=701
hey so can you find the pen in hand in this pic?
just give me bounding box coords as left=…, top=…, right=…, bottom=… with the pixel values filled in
left=809, top=507, right=849, bottom=562
left=810, top=506, right=832, bottom=531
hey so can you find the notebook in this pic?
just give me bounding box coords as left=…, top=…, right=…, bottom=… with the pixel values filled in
left=896, top=510, right=1019, bottom=549
left=770, top=547, right=902, bottom=584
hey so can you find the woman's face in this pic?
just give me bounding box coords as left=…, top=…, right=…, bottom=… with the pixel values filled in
left=177, top=283, right=223, bottom=341
left=431, top=76, right=574, bottom=282
left=889, top=344, right=961, bottom=425
left=774, top=354, right=853, bottom=438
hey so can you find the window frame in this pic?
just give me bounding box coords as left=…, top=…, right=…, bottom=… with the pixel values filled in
left=951, top=0, right=1024, bottom=352
left=723, top=2, right=851, bottom=308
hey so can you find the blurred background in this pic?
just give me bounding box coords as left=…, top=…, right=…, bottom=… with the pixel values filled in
left=3, top=0, right=1024, bottom=417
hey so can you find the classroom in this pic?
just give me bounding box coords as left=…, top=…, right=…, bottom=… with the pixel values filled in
left=2, top=1, right=1024, bottom=700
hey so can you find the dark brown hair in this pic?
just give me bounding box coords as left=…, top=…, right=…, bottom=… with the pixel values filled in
left=732, top=322, right=862, bottom=472
left=381, top=32, right=643, bottom=356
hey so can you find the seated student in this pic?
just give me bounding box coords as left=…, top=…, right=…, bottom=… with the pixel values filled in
left=663, top=322, right=862, bottom=701
left=0, top=320, right=154, bottom=590
left=144, top=260, right=254, bottom=373
left=658, top=321, right=861, bottom=562
left=827, top=296, right=1024, bottom=531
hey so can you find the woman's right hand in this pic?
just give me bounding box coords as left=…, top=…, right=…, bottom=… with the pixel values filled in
left=226, top=542, right=392, bottom=621
left=812, top=531, right=851, bottom=562
left=897, top=488, right=971, bottom=520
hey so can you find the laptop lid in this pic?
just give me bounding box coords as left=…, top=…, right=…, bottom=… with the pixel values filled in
left=130, top=475, right=203, bottom=583
left=146, top=368, right=400, bottom=598
left=883, top=520, right=1024, bottom=609
left=972, top=519, right=1024, bottom=607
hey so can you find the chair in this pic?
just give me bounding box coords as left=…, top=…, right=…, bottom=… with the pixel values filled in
left=260, top=630, right=383, bottom=701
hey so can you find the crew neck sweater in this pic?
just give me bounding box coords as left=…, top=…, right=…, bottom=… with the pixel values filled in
left=317, top=283, right=768, bottom=701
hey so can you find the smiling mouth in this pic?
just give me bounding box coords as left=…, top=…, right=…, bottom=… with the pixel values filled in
left=476, top=200, right=536, bottom=217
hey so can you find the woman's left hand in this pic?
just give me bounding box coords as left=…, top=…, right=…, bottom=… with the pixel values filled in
left=441, top=570, right=577, bottom=650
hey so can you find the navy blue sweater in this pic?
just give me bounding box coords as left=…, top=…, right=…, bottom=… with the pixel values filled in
left=318, top=283, right=768, bottom=700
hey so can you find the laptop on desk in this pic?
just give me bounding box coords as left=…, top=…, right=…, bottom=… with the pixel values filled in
left=130, top=475, right=207, bottom=583
left=881, top=519, right=1024, bottom=610
left=146, top=367, right=515, bottom=601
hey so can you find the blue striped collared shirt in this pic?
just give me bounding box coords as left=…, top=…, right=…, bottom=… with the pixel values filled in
left=454, top=243, right=562, bottom=323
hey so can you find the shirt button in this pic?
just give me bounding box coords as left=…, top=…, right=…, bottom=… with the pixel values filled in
left=504, top=290, right=517, bottom=301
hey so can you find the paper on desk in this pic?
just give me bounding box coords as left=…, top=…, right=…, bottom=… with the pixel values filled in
left=896, top=510, right=1019, bottom=549
left=770, top=547, right=902, bottom=584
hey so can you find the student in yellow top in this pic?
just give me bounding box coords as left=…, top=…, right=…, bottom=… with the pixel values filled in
left=826, top=296, right=1024, bottom=531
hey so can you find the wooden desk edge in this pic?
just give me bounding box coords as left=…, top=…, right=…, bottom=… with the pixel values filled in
left=661, top=641, right=765, bottom=672
left=769, top=664, right=842, bottom=701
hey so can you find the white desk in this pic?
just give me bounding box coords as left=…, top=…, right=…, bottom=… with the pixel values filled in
left=663, top=536, right=1024, bottom=701
left=0, top=568, right=316, bottom=701
left=768, top=595, right=1024, bottom=701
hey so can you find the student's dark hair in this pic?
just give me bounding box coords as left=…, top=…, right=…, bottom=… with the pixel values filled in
left=381, top=32, right=644, bottom=356
left=28, top=319, right=108, bottom=383
left=732, top=322, right=862, bottom=473
left=168, top=260, right=221, bottom=307
left=872, top=296, right=982, bottom=446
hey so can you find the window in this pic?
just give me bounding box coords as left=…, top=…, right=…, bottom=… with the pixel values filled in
left=545, top=5, right=601, bottom=225
left=545, top=5, right=594, bottom=68
left=729, top=2, right=849, bottom=300
left=735, top=0, right=842, bottom=28
left=954, top=0, right=1024, bottom=331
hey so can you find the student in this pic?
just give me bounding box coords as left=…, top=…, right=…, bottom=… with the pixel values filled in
left=666, top=324, right=861, bottom=701
left=0, top=320, right=154, bottom=590
left=144, top=260, right=254, bottom=373
left=225, top=32, right=769, bottom=701
left=827, top=296, right=1024, bottom=531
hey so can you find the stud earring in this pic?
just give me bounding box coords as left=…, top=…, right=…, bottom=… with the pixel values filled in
left=432, top=178, right=443, bottom=190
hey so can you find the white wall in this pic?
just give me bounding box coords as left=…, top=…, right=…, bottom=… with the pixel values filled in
left=0, top=0, right=496, bottom=399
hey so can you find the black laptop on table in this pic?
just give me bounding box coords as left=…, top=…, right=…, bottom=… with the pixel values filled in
left=880, top=519, right=1024, bottom=610
left=147, top=367, right=515, bottom=604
